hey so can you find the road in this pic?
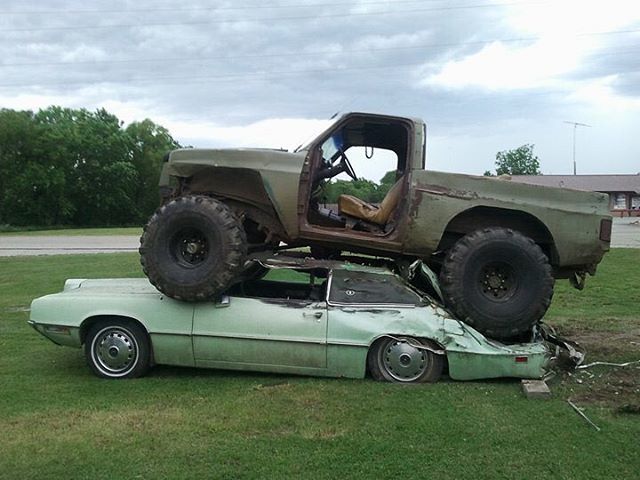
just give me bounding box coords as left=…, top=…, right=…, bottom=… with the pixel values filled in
left=0, top=218, right=638, bottom=256
left=0, top=235, right=139, bottom=256
left=611, top=217, right=640, bottom=248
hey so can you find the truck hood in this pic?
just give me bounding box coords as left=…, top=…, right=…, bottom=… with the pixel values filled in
left=165, top=148, right=307, bottom=178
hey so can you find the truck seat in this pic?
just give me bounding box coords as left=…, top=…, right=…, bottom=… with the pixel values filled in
left=338, top=178, right=403, bottom=226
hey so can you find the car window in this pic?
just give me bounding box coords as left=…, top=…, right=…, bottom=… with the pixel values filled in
left=227, top=269, right=328, bottom=303
left=328, top=270, right=422, bottom=306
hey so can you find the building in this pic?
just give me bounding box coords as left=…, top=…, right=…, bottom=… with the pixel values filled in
left=511, top=174, right=640, bottom=217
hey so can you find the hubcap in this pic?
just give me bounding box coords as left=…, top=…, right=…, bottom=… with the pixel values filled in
left=92, top=327, right=138, bottom=376
left=171, top=228, right=209, bottom=266
left=479, top=262, right=516, bottom=300
left=381, top=339, right=428, bottom=382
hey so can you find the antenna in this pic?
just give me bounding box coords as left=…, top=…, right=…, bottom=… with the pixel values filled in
left=564, top=121, right=592, bottom=175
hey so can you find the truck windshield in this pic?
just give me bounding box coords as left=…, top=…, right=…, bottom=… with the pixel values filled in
left=321, top=131, right=343, bottom=162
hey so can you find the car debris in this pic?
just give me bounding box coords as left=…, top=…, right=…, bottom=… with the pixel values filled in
left=577, top=359, right=640, bottom=369
left=139, top=111, right=612, bottom=341
left=567, top=400, right=601, bottom=431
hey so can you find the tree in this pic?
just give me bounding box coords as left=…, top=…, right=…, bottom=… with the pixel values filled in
left=0, top=106, right=180, bottom=227
left=487, top=144, right=541, bottom=176
left=126, top=119, right=180, bottom=222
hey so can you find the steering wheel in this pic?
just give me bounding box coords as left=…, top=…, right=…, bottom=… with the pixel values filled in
left=338, top=151, right=357, bottom=180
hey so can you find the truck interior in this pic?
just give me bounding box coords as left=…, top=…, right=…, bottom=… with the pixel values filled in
left=306, top=116, right=411, bottom=235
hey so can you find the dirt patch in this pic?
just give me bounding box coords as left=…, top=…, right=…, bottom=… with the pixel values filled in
left=562, top=366, right=640, bottom=409
left=557, top=326, right=640, bottom=359
left=550, top=326, right=640, bottom=409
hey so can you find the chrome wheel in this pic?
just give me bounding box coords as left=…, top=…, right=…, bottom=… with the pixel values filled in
left=90, top=326, right=139, bottom=378
left=378, top=338, right=429, bottom=382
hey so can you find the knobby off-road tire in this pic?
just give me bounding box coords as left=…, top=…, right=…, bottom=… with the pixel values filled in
left=439, top=228, right=554, bottom=341
left=139, top=195, right=247, bottom=301
left=368, top=336, right=444, bottom=383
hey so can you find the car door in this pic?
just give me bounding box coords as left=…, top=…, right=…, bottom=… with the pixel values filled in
left=193, top=295, right=328, bottom=369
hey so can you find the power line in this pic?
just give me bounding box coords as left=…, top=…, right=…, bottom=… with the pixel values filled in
left=1, top=54, right=638, bottom=90
left=2, top=28, right=639, bottom=69
left=0, top=1, right=548, bottom=33
left=0, top=0, right=443, bottom=15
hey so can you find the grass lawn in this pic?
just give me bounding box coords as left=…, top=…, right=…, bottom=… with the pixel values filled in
left=0, top=226, right=142, bottom=236
left=1, top=250, right=638, bottom=479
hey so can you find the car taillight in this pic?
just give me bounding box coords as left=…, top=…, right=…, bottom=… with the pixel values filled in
left=599, top=219, right=612, bottom=242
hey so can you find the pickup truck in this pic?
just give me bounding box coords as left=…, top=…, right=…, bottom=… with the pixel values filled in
left=139, top=112, right=612, bottom=339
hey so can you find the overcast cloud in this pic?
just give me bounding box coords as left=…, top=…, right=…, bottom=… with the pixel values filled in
left=1, top=0, right=639, bottom=179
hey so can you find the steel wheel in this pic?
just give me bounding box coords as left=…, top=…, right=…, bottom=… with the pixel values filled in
left=368, top=336, right=444, bottom=383
left=479, top=261, right=517, bottom=301
left=171, top=227, right=210, bottom=267
left=85, top=319, right=151, bottom=379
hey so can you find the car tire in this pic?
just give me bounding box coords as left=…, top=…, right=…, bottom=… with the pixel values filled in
left=368, top=336, right=444, bottom=383
left=439, top=227, right=554, bottom=340
left=84, top=319, right=151, bottom=379
left=140, top=195, right=247, bottom=301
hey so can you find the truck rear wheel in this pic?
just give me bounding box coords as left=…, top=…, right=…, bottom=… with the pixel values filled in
left=139, top=195, right=247, bottom=301
left=439, top=228, right=554, bottom=340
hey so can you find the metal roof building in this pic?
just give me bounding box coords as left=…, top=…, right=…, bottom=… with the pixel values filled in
left=511, top=174, right=640, bottom=217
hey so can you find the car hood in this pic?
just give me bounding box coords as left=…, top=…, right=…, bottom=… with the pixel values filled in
left=62, top=278, right=160, bottom=295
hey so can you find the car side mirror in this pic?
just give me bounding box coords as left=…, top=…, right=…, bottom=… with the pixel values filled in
left=215, top=295, right=231, bottom=308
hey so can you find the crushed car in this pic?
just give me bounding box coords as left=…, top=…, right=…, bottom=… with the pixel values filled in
left=29, top=256, right=580, bottom=382
left=139, top=112, right=611, bottom=340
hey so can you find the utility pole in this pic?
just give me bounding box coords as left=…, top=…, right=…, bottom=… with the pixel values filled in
left=564, top=121, right=591, bottom=175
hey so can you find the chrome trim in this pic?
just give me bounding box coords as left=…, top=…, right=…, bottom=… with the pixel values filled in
left=192, top=333, right=327, bottom=345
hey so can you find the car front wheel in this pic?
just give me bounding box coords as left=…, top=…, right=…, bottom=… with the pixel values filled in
left=84, top=319, right=151, bottom=379
left=368, top=336, right=444, bottom=383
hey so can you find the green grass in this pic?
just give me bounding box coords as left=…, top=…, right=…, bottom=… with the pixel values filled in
left=0, top=226, right=142, bottom=236
left=1, top=251, right=639, bottom=479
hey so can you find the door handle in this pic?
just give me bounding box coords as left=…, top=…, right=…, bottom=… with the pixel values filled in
left=303, top=311, right=323, bottom=320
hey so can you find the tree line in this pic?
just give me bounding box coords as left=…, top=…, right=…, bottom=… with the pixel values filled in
left=0, top=107, right=180, bottom=227
left=0, top=105, right=541, bottom=227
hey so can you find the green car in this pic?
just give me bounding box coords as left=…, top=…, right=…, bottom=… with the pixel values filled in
left=29, top=257, right=566, bottom=383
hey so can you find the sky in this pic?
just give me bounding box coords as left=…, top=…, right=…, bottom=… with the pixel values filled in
left=1, top=0, right=639, bottom=181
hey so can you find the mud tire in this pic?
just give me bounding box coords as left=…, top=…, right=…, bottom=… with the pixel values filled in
left=439, top=228, right=554, bottom=340
left=139, top=195, right=247, bottom=301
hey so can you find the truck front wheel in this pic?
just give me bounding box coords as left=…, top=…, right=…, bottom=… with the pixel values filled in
left=439, top=228, right=554, bottom=340
left=139, top=195, right=247, bottom=301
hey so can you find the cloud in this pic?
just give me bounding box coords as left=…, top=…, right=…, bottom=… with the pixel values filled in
left=421, top=39, right=584, bottom=91
left=0, top=0, right=638, bottom=175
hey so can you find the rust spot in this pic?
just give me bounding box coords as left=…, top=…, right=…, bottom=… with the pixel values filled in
left=414, top=184, right=479, bottom=200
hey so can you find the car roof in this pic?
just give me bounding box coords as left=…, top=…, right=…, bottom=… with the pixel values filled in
left=257, top=253, right=395, bottom=276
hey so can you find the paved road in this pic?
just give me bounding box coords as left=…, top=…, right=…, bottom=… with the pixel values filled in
left=0, top=235, right=139, bottom=256
left=0, top=219, right=638, bottom=256
left=611, top=217, right=640, bottom=248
